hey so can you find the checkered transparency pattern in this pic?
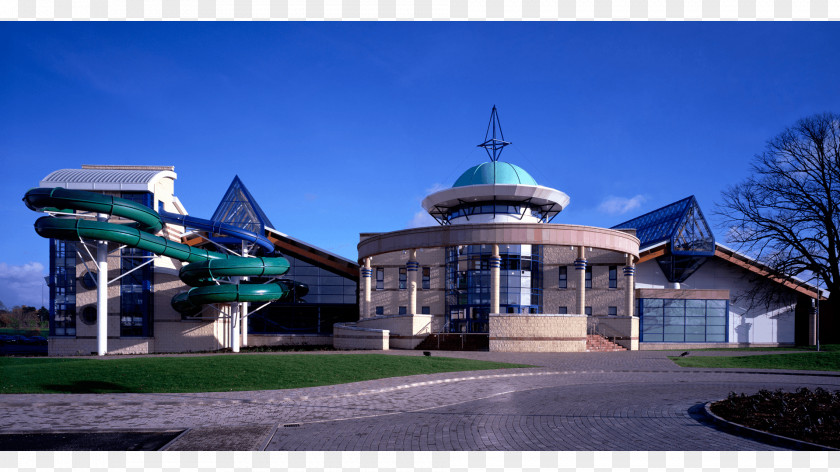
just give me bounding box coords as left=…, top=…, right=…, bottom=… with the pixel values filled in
left=4, top=0, right=839, bottom=20
left=1, top=451, right=839, bottom=471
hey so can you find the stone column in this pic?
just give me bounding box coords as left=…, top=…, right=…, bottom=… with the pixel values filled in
left=490, top=244, right=501, bottom=314
left=624, top=255, right=636, bottom=317
left=575, top=246, right=587, bottom=315
left=624, top=255, right=639, bottom=351
left=361, top=258, right=372, bottom=318
left=407, top=250, right=418, bottom=315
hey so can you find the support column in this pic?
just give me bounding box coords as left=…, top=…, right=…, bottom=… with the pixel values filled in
left=407, top=250, right=418, bottom=315
left=361, top=258, right=372, bottom=319
left=490, top=244, right=501, bottom=314
left=96, top=214, right=108, bottom=356
left=624, top=255, right=636, bottom=317
left=575, top=246, right=587, bottom=315
left=241, top=287, right=249, bottom=347
left=231, top=276, right=240, bottom=353
left=241, top=244, right=249, bottom=347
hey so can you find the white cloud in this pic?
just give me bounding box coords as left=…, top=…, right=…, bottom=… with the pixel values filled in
left=0, top=262, right=47, bottom=308
left=407, top=210, right=438, bottom=229
left=425, top=183, right=447, bottom=195
left=598, top=195, right=647, bottom=215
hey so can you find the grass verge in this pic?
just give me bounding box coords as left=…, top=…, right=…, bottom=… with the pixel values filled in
left=661, top=344, right=840, bottom=352
left=670, top=351, right=840, bottom=371
left=0, top=354, right=532, bottom=394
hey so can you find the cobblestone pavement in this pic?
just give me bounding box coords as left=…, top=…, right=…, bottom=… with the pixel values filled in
left=2, top=350, right=838, bottom=450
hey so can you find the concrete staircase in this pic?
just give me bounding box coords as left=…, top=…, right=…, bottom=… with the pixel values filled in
left=586, top=334, right=627, bottom=352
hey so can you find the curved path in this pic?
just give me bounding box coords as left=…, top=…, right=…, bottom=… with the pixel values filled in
left=2, top=350, right=838, bottom=450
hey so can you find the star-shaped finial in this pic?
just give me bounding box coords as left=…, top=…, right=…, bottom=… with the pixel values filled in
left=477, top=105, right=511, bottom=162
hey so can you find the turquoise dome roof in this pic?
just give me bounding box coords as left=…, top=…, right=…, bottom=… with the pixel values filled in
left=453, top=161, right=538, bottom=187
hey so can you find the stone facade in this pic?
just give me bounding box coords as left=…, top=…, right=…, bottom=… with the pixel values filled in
left=333, top=323, right=389, bottom=350
left=489, top=314, right=587, bottom=352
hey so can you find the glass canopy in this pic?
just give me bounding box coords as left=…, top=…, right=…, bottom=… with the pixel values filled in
left=612, top=196, right=716, bottom=283
left=211, top=175, right=275, bottom=234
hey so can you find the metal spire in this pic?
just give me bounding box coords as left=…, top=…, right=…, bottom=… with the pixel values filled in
left=477, top=105, right=511, bottom=162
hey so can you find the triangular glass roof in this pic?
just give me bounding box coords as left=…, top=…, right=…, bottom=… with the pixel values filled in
left=211, top=175, right=275, bottom=234
left=612, top=196, right=715, bottom=256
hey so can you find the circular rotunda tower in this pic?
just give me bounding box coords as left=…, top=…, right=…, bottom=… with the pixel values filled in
left=352, top=107, right=640, bottom=352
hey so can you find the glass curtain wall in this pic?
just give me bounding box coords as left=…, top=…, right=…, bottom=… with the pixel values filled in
left=120, top=192, right=154, bottom=337
left=639, top=298, right=728, bottom=342
left=445, top=244, right=541, bottom=333
left=49, top=239, right=76, bottom=336
left=248, top=253, right=357, bottom=334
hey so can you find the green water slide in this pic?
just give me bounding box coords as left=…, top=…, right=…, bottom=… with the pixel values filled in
left=24, top=187, right=295, bottom=316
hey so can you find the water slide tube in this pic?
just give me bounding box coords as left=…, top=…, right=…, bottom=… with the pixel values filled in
left=158, top=209, right=275, bottom=254
left=24, top=187, right=300, bottom=316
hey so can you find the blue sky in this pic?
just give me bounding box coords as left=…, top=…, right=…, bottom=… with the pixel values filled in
left=1, top=22, right=839, bottom=308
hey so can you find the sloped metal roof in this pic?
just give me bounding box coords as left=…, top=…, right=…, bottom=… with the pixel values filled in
left=40, top=166, right=177, bottom=191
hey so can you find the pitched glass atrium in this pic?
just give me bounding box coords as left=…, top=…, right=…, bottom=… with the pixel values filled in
left=613, top=196, right=715, bottom=283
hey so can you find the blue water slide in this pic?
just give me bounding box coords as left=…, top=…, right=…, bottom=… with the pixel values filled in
left=158, top=209, right=275, bottom=253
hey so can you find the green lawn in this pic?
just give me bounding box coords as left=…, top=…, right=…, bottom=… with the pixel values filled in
left=659, top=344, right=840, bottom=352
left=0, top=354, right=532, bottom=394
left=670, top=349, right=840, bottom=371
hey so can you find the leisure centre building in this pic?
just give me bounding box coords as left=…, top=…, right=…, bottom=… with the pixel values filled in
left=24, top=110, right=825, bottom=355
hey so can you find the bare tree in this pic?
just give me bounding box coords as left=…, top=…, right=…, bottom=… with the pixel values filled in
left=717, top=112, right=840, bottom=313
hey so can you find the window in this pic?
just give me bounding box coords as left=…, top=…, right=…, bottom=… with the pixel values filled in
left=421, top=306, right=430, bottom=314
left=120, top=246, right=153, bottom=337
left=558, top=306, right=568, bottom=314
left=422, top=267, right=430, bottom=290
left=608, top=306, right=617, bottom=316
left=558, top=266, right=567, bottom=288
left=609, top=266, right=617, bottom=288
left=375, top=306, right=384, bottom=315
left=639, top=298, right=728, bottom=343
left=80, top=305, right=97, bottom=325
left=584, top=306, right=592, bottom=316
left=399, top=306, right=407, bottom=315
left=399, top=268, right=406, bottom=290
left=585, top=266, right=592, bottom=288
left=375, top=268, right=384, bottom=290
left=50, top=239, right=76, bottom=336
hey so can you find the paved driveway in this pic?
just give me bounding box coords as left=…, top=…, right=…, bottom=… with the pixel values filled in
left=2, top=350, right=838, bottom=450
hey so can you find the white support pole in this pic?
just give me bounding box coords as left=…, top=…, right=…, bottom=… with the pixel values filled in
left=96, top=214, right=108, bottom=356
left=231, top=276, right=241, bottom=353
left=241, top=288, right=249, bottom=347
left=240, top=244, right=248, bottom=347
